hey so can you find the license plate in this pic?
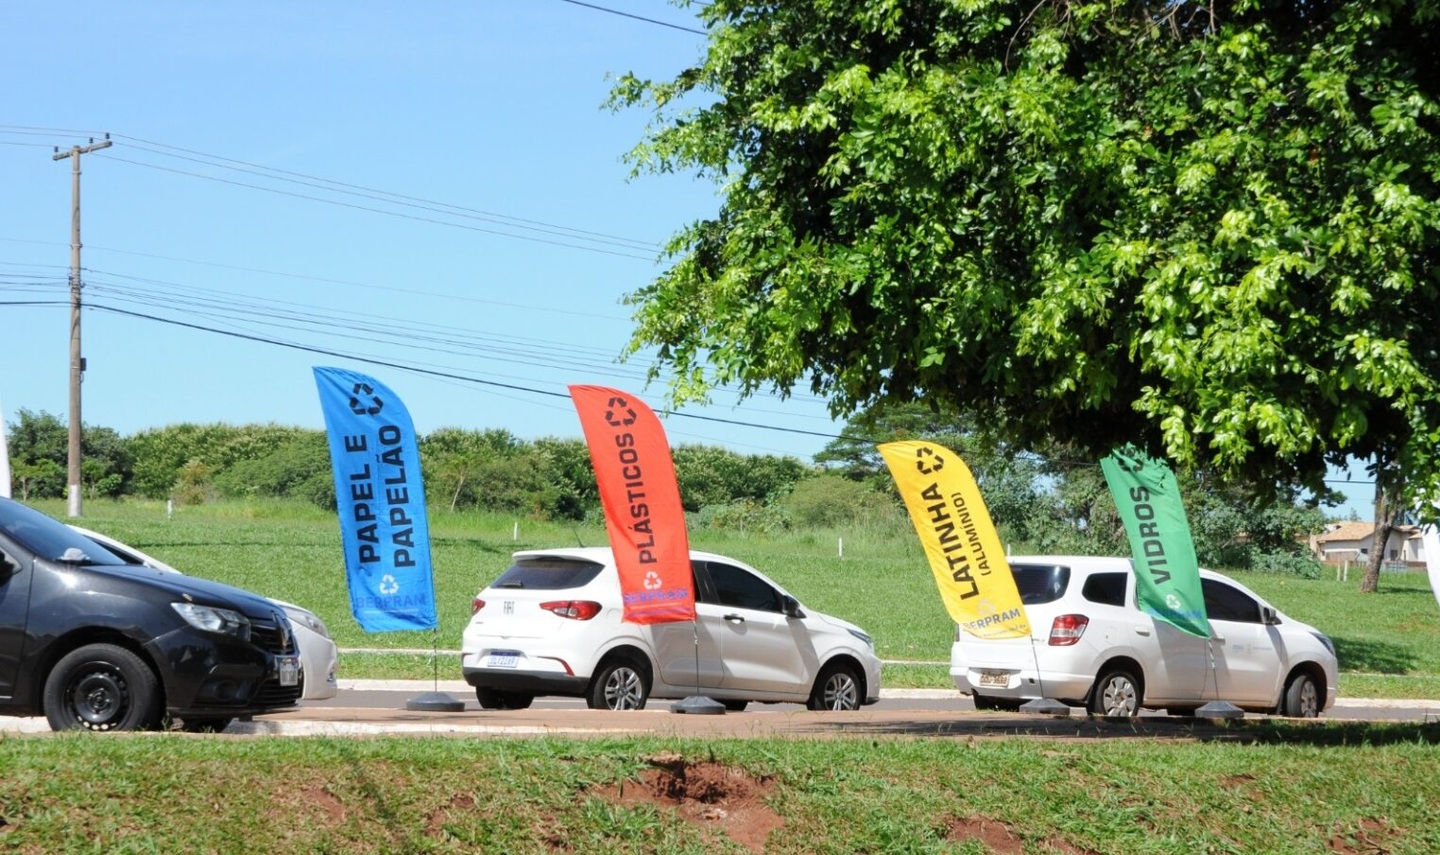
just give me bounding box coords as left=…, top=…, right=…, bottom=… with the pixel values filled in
left=487, top=651, right=520, bottom=669
left=277, top=655, right=300, bottom=687
left=978, top=670, right=1009, bottom=688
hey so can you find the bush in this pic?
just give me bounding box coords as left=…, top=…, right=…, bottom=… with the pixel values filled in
left=1250, top=551, right=1323, bottom=579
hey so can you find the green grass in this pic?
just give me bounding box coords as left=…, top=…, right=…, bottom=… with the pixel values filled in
left=2, top=730, right=1440, bottom=853
left=36, top=498, right=1440, bottom=699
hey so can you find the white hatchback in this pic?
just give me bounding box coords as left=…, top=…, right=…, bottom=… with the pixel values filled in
left=950, top=555, right=1338, bottom=717
left=461, top=547, right=883, bottom=711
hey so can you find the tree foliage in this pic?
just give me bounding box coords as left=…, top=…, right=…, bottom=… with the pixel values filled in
left=613, top=0, right=1440, bottom=508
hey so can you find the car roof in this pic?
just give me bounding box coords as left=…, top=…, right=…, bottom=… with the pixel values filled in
left=1009, top=554, right=1234, bottom=583
left=511, top=546, right=744, bottom=566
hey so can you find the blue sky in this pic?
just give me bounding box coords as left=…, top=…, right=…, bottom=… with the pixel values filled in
left=1, top=1, right=1375, bottom=517
left=1, top=1, right=843, bottom=463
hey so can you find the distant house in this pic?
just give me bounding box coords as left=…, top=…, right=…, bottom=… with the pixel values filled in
left=1310, top=520, right=1425, bottom=568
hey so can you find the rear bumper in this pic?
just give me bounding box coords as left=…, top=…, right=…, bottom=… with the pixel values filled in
left=462, top=667, right=589, bottom=696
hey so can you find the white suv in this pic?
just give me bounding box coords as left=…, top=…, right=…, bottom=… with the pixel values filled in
left=950, top=555, right=1338, bottom=717
left=461, top=547, right=882, bottom=711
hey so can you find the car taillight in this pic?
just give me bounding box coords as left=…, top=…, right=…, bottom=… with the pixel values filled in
left=540, top=600, right=602, bottom=620
left=471, top=597, right=485, bottom=615
left=1049, top=614, right=1089, bottom=646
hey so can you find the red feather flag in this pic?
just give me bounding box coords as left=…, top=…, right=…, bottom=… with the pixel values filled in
left=569, top=385, right=696, bottom=624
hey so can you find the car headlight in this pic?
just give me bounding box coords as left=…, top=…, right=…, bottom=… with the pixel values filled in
left=172, top=602, right=251, bottom=639
left=848, top=628, right=874, bottom=649
left=283, top=605, right=331, bottom=639
left=1309, top=630, right=1336, bottom=657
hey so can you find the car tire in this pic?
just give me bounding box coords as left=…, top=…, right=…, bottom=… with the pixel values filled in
left=1088, top=666, right=1142, bottom=717
left=807, top=661, right=863, bottom=711
left=1280, top=671, right=1321, bottom=718
left=43, top=643, right=163, bottom=732
left=475, top=688, right=535, bottom=710
left=722, top=699, right=749, bottom=712
left=587, top=654, right=650, bottom=710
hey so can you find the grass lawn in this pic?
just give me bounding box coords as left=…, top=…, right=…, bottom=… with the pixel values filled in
left=3, top=728, right=1440, bottom=853
left=31, top=498, right=1440, bottom=699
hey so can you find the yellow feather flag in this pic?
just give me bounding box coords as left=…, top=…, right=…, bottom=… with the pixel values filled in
left=879, top=441, right=1030, bottom=639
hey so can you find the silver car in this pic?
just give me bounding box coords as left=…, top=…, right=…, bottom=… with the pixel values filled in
left=462, top=547, right=883, bottom=711
left=951, top=555, right=1338, bottom=717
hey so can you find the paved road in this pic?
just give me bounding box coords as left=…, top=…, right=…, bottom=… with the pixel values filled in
left=230, top=681, right=1440, bottom=737
left=5, top=682, right=1435, bottom=735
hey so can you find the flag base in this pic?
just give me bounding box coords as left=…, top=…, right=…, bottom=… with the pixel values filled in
left=670, top=695, right=726, bottom=715
left=405, top=691, right=466, bottom=712
left=1020, top=698, right=1072, bottom=717
left=1195, top=700, right=1244, bottom=721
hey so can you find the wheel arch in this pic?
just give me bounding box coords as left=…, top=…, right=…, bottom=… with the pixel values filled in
left=24, top=628, right=165, bottom=713
left=817, top=653, right=869, bottom=699
left=1277, top=661, right=1329, bottom=712
left=1085, top=655, right=1146, bottom=707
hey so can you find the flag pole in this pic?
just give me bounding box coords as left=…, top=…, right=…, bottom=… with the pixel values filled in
left=671, top=618, right=725, bottom=714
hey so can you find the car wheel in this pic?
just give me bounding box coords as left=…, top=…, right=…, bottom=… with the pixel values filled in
left=43, top=643, right=162, bottom=732
left=807, top=662, right=862, bottom=711
left=475, top=688, right=535, bottom=710
left=587, top=654, right=650, bottom=710
left=179, top=716, right=235, bottom=733
left=1088, top=667, right=1142, bottom=717
left=1280, top=672, right=1321, bottom=718
left=722, top=699, right=749, bottom=712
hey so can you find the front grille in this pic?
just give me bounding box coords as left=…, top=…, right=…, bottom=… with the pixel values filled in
left=250, top=614, right=295, bottom=655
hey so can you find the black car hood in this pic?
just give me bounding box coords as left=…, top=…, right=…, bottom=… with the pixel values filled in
left=79, top=562, right=281, bottom=620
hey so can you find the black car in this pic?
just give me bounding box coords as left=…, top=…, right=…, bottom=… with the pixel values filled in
left=0, top=497, right=302, bottom=731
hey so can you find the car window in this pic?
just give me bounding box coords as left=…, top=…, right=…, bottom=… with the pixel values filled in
left=1081, top=572, right=1128, bottom=607
left=0, top=499, right=126, bottom=565
left=1010, top=564, right=1072, bottom=605
left=703, top=561, right=782, bottom=612
left=1201, top=578, right=1263, bottom=623
left=490, top=557, right=604, bottom=591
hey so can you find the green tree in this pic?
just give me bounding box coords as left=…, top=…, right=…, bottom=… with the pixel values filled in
left=612, top=1, right=1440, bottom=515
left=3, top=409, right=132, bottom=500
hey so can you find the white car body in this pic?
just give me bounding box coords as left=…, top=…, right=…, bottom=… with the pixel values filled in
left=950, top=555, right=1338, bottom=717
left=69, top=526, right=338, bottom=701
left=461, top=547, right=883, bottom=711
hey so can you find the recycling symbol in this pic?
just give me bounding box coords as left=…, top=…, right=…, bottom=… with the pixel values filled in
left=915, top=445, right=945, bottom=476
left=1165, top=593, right=1182, bottom=611
left=349, top=382, right=384, bottom=417
left=643, top=571, right=663, bottom=591
left=379, top=574, right=400, bottom=595
left=605, top=396, right=637, bottom=428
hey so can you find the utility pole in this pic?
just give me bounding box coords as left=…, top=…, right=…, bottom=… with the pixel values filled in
left=52, top=134, right=111, bottom=518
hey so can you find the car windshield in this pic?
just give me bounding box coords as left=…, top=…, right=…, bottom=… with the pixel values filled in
left=1009, top=563, right=1072, bottom=605
left=0, top=498, right=127, bottom=565
left=490, top=557, right=604, bottom=590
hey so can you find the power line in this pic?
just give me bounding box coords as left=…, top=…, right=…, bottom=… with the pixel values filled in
left=86, top=301, right=847, bottom=442
left=554, top=0, right=707, bottom=35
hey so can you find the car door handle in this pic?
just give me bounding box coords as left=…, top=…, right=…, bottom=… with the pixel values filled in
left=1134, top=626, right=1151, bottom=637
left=724, top=613, right=745, bottom=624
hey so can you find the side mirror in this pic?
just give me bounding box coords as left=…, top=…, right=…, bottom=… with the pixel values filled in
left=1261, top=605, right=1279, bottom=625
left=0, top=553, right=20, bottom=581
left=782, top=595, right=806, bottom=619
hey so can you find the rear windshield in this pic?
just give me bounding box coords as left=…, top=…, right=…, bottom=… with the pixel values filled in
left=489, top=557, right=604, bottom=591
left=1009, top=563, right=1072, bottom=605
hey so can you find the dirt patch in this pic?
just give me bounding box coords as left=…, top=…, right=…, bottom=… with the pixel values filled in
left=1328, top=816, right=1403, bottom=854
left=944, top=816, right=1025, bottom=854
left=298, top=785, right=347, bottom=827
left=426, top=793, right=475, bottom=839
left=592, top=752, right=782, bottom=853
left=943, top=814, right=1102, bottom=854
